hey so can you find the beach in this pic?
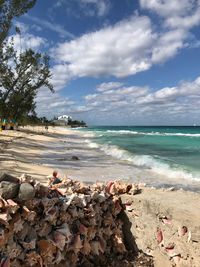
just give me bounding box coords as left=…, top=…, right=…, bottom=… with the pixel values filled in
left=2, top=125, right=200, bottom=190
left=1, top=126, right=200, bottom=266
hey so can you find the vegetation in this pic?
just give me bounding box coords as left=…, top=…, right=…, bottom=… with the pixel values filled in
left=19, top=115, right=54, bottom=126
left=0, top=0, right=36, bottom=45
left=0, top=45, right=53, bottom=121
left=20, top=115, right=87, bottom=127
left=0, top=1, right=86, bottom=128
left=0, top=0, right=53, bottom=124
left=68, top=118, right=87, bottom=127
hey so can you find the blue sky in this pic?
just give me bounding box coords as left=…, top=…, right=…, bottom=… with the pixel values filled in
left=12, top=0, right=200, bottom=125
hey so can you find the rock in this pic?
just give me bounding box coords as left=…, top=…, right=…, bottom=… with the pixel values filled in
left=0, top=173, right=20, bottom=184
left=71, top=156, right=79, bottom=161
left=18, top=183, right=35, bottom=200
left=0, top=181, right=19, bottom=199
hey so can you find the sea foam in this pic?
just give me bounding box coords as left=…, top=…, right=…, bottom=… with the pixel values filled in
left=106, top=130, right=200, bottom=137
left=85, top=139, right=200, bottom=181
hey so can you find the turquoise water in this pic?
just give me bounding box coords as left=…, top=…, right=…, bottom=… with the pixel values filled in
left=78, top=126, right=200, bottom=181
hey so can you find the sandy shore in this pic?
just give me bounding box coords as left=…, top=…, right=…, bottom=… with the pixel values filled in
left=0, top=126, right=200, bottom=266
left=0, top=126, right=59, bottom=183
left=0, top=126, right=140, bottom=183
left=122, top=187, right=200, bottom=266
left=1, top=125, right=200, bottom=189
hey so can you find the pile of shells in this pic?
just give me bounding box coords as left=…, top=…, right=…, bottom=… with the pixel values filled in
left=0, top=173, right=142, bottom=267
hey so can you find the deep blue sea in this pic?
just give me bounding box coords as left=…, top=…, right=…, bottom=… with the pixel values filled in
left=78, top=126, right=200, bottom=181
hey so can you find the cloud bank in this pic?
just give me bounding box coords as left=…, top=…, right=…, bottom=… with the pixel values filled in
left=36, top=75, right=200, bottom=125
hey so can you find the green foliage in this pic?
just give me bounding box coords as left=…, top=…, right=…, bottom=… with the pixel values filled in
left=0, top=0, right=54, bottom=123
left=0, top=45, right=53, bottom=121
left=20, top=114, right=55, bottom=126
left=0, top=0, right=36, bottom=45
left=68, top=118, right=86, bottom=127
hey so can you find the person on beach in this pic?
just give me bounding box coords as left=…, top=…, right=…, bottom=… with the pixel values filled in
left=1, top=118, right=7, bottom=130
left=9, top=118, right=15, bottom=130
left=48, top=171, right=62, bottom=186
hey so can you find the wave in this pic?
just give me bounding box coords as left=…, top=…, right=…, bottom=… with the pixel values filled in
left=106, top=130, right=200, bottom=137
left=85, top=140, right=200, bottom=181
left=82, top=132, right=96, bottom=138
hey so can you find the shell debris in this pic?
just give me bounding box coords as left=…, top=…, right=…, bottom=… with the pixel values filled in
left=0, top=173, right=152, bottom=267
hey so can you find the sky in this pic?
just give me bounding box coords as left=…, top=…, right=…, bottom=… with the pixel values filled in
left=12, top=0, right=200, bottom=125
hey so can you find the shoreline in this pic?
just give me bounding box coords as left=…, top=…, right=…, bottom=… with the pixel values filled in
left=1, top=126, right=200, bottom=265
left=1, top=125, right=200, bottom=190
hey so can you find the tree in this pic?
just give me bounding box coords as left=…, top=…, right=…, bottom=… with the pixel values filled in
left=0, top=0, right=36, bottom=45
left=67, top=118, right=86, bottom=127
left=0, top=47, right=53, bottom=121
left=0, top=0, right=54, bottom=122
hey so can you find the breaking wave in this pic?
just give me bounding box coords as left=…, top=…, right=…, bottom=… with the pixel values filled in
left=106, top=130, right=200, bottom=137
left=85, top=139, right=199, bottom=181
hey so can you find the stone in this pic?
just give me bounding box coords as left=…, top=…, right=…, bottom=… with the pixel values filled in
left=71, top=156, right=79, bottom=161
left=18, top=183, right=35, bottom=200
left=0, top=173, right=20, bottom=184
left=0, top=181, right=19, bottom=199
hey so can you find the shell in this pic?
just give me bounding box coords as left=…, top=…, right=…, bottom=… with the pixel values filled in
left=0, top=173, right=138, bottom=266
left=0, top=257, right=10, bottom=267
left=71, top=234, right=82, bottom=253
left=25, top=251, right=43, bottom=267
left=178, top=226, right=188, bottom=237
left=37, top=239, right=57, bottom=265
left=156, top=228, right=163, bottom=244
left=82, top=240, right=91, bottom=255
left=53, top=231, right=66, bottom=251
left=0, top=213, right=10, bottom=226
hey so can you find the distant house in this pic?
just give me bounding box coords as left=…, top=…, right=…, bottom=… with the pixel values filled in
left=57, top=115, right=72, bottom=123
left=53, top=115, right=86, bottom=127
left=53, top=115, right=72, bottom=126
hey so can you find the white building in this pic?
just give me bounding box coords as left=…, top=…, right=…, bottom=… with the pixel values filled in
left=57, top=115, right=72, bottom=123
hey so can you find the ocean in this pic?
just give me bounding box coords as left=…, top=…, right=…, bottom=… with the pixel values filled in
left=78, top=126, right=200, bottom=183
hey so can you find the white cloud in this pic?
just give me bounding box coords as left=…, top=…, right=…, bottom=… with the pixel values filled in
left=80, top=0, right=110, bottom=16
left=31, top=24, right=43, bottom=32
left=25, top=14, right=75, bottom=39
left=42, top=2, right=200, bottom=91
left=7, top=22, right=46, bottom=55
left=151, top=29, right=187, bottom=63
left=140, top=0, right=200, bottom=30
left=140, top=0, right=198, bottom=18
left=51, top=0, right=110, bottom=17
left=50, top=64, right=73, bottom=91
left=97, top=82, right=123, bottom=92
left=165, top=9, right=200, bottom=29
left=51, top=11, right=199, bottom=87
left=52, top=16, right=155, bottom=79
left=10, top=33, right=46, bottom=52
left=66, top=76, right=200, bottom=124
left=36, top=76, right=200, bottom=124
left=36, top=90, right=75, bottom=118
left=139, top=0, right=200, bottom=71
left=84, top=94, right=99, bottom=101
